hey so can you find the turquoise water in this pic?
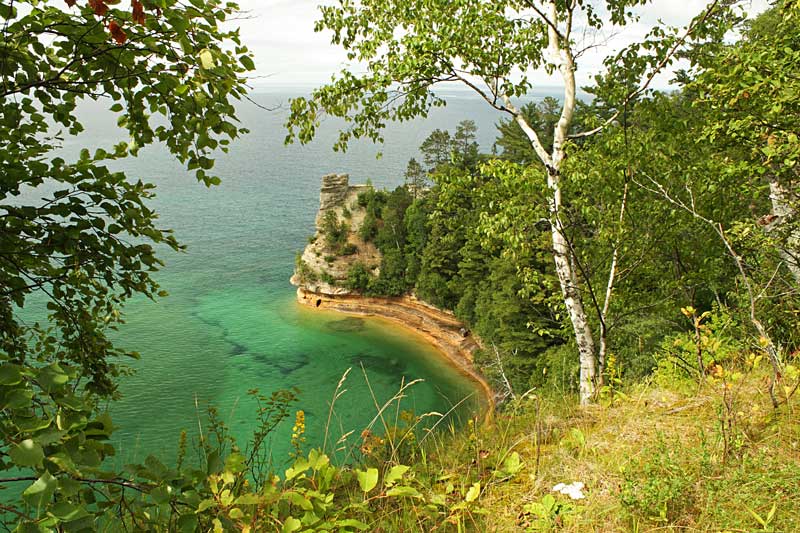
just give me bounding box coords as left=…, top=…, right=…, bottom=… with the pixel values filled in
left=46, top=90, right=522, bottom=468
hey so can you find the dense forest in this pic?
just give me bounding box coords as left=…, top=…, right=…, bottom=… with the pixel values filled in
left=2, top=0, right=799, bottom=531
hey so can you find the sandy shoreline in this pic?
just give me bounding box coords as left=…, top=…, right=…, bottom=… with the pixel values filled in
left=295, top=287, right=495, bottom=423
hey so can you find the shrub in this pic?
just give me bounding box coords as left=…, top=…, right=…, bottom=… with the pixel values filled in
left=359, top=210, right=378, bottom=242
left=341, top=243, right=358, bottom=256
left=346, top=262, right=373, bottom=292
left=620, top=437, right=697, bottom=524
left=322, top=210, right=349, bottom=252
left=295, top=255, right=318, bottom=283
left=320, top=270, right=337, bottom=285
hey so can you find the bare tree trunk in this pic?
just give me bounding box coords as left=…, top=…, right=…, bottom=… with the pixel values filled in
left=598, top=181, right=629, bottom=384
left=549, top=175, right=598, bottom=404
left=768, top=178, right=800, bottom=285
left=548, top=2, right=597, bottom=405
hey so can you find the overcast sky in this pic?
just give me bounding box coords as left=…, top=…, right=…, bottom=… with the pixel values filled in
left=234, top=0, right=768, bottom=91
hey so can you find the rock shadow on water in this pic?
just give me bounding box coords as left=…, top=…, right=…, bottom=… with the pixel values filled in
left=229, top=342, right=248, bottom=356
left=349, top=352, right=408, bottom=377
left=251, top=351, right=310, bottom=376
left=326, top=317, right=367, bottom=333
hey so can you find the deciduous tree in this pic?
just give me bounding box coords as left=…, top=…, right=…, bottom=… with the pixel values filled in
left=0, top=0, right=253, bottom=526
left=285, top=0, right=728, bottom=404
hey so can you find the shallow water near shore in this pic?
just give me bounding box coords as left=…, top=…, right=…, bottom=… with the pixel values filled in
left=35, top=89, right=541, bottom=469
left=17, top=89, right=559, bottom=469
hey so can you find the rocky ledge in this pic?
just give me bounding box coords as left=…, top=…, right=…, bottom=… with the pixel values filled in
left=290, top=173, right=380, bottom=295
left=296, top=287, right=495, bottom=420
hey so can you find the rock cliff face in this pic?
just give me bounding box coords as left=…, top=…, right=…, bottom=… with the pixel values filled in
left=291, top=174, right=495, bottom=418
left=290, top=173, right=380, bottom=295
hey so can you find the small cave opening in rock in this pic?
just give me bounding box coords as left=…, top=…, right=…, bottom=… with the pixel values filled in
left=316, top=299, right=322, bottom=308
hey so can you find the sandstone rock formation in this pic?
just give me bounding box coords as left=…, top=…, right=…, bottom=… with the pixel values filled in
left=291, top=174, right=496, bottom=419
left=290, top=173, right=381, bottom=295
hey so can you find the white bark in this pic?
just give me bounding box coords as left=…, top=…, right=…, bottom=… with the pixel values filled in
left=768, top=179, right=800, bottom=285
left=549, top=2, right=597, bottom=406
left=500, top=2, right=597, bottom=406
left=598, top=180, right=629, bottom=382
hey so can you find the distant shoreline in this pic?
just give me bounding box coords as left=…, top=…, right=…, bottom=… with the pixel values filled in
left=294, top=287, right=495, bottom=423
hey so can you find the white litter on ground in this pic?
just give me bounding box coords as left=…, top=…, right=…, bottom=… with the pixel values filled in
left=552, top=481, right=586, bottom=500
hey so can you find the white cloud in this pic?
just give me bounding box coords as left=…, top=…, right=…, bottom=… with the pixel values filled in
left=233, top=0, right=770, bottom=90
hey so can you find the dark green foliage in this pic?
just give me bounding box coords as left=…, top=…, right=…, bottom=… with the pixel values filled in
left=374, top=187, right=413, bottom=252
left=453, top=120, right=480, bottom=169
left=341, top=243, right=358, bottom=256
left=368, top=249, right=409, bottom=296
left=419, top=129, right=452, bottom=171
left=359, top=210, right=379, bottom=242
left=321, top=210, right=350, bottom=253
left=403, top=199, right=430, bottom=283
left=495, top=98, right=559, bottom=164
left=346, top=263, right=373, bottom=292
left=295, top=255, right=318, bottom=284
left=404, top=157, right=428, bottom=199
left=357, top=188, right=387, bottom=243
left=363, top=157, right=564, bottom=392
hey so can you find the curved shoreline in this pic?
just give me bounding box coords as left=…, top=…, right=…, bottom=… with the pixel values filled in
left=295, top=287, right=495, bottom=423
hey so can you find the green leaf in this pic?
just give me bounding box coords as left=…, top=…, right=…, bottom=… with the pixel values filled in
left=10, top=439, right=44, bottom=467
left=37, top=363, right=69, bottom=391
left=225, top=452, right=246, bottom=473
left=150, top=485, right=171, bottom=504
left=384, top=464, right=410, bottom=487
left=199, top=49, right=215, bottom=69
left=336, top=518, right=369, bottom=530
left=48, top=501, right=90, bottom=522
left=178, top=514, right=199, bottom=533
left=23, top=472, right=58, bottom=509
left=500, top=452, right=523, bottom=476
left=239, top=55, right=255, bottom=71
left=0, top=363, right=23, bottom=385
left=282, top=517, right=302, bottom=533
left=285, top=491, right=314, bottom=511
left=356, top=467, right=379, bottom=493
left=234, top=493, right=261, bottom=505
left=386, top=485, right=422, bottom=498
left=197, top=498, right=216, bottom=513
left=465, top=482, right=481, bottom=503
left=541, top=494, right=556, bottom=512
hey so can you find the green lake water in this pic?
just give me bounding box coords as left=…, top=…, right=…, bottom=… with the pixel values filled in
left=36, top=90, right=525, bottom=469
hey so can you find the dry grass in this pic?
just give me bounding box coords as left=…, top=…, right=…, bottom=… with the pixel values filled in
left=425, top=369, right=800, bottom=532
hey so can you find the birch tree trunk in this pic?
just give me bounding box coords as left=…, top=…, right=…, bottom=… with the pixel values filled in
left=768, top=178, right=800, bottom=285
left=503, top=2, right=599, bottom=405
left=549, top=170, right=598, bottom=404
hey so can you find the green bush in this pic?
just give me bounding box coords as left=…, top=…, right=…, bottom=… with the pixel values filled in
left=295, top=254, right=318, bottom=283
left=359, top=210, right=378, bottom=242
left=322, top=210, right=349, bottom=253
left=346, top=262, right=373, bottom=292
left=341, top=243, right=358, bottom=256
